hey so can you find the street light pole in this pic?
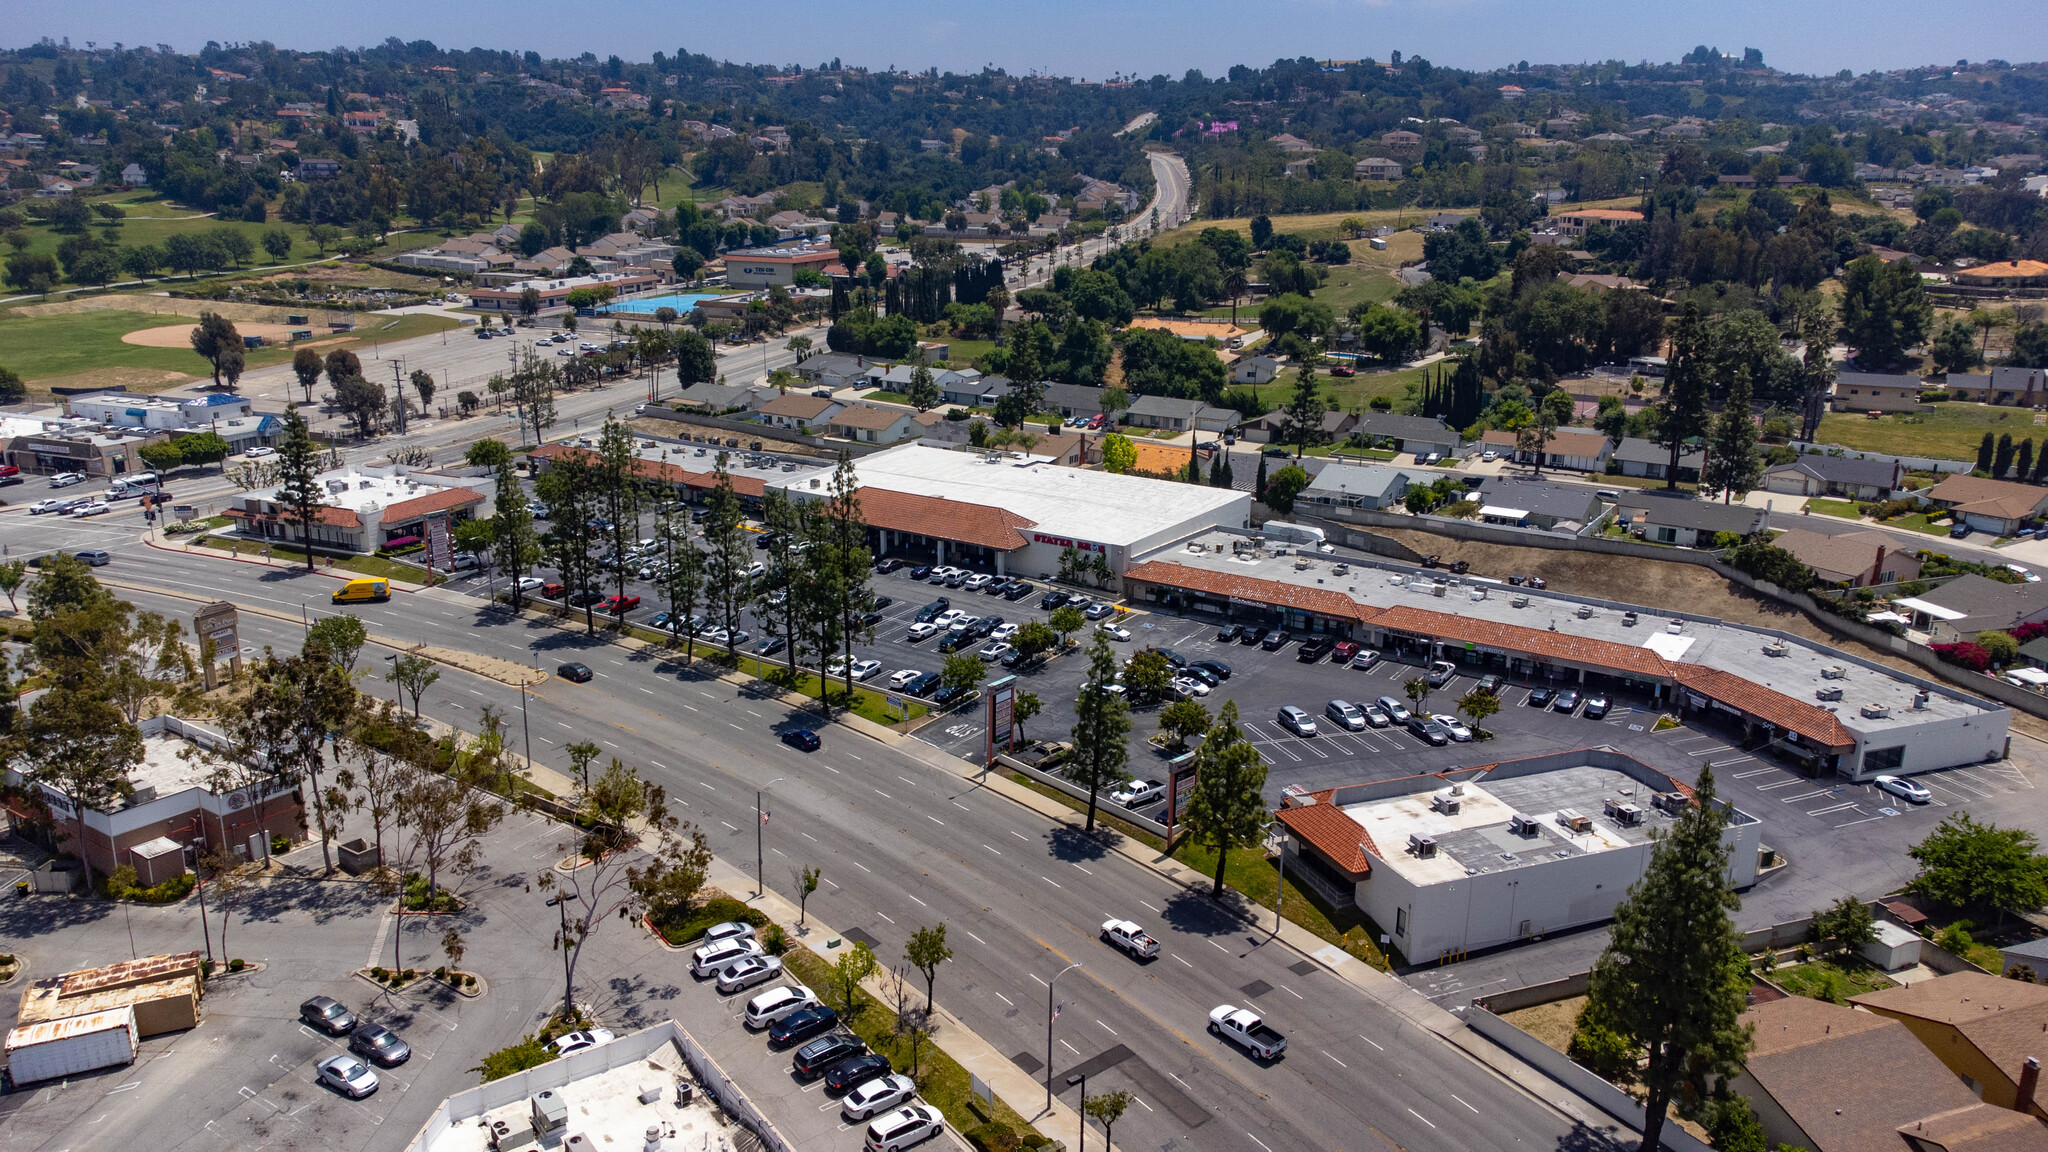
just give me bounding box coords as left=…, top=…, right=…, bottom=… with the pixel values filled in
left=519, top=677, right=534, bottom=777
left=756, top=777, right=783, bottom=898
left=1066, top=1073, right=1088, bottom=1152
left=1271, top=819, right=1287, bottom=940
left=1046, top=961, right=1081, bottom=1111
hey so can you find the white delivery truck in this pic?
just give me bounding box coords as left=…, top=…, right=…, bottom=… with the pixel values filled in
left=5, top=1006, right=139, bottom=1085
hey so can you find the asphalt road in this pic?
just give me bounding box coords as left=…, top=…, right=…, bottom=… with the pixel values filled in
left=11, top=509, right=1607, bottom=1152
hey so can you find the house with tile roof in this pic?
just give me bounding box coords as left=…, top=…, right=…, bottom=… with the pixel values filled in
left=1852, top=973, right=2048, bottom=1121
left=1726, top=996, right=2047, bottom=1152
left=825, top=404, right=922, bottom=445
left=1925, top=474, right=2048, bottom=536
left=757, top=393, right=843, bottom=432
left=1275, top=749, right=1760, bottom=961
left=1770, top=527, right=1924, bottom=587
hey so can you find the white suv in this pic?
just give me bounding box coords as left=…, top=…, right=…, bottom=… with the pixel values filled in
left=865, top=1104, right=946, bottom=1151
left=691, top=937, right=762, bottom=977
left=744, top=983, right=819, bottom=1029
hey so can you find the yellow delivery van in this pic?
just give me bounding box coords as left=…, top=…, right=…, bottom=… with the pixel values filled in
left=331, top=578, right=390, bottom=604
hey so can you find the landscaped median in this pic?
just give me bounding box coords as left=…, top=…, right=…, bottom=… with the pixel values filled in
left=184, top=533, right=438, bottom=585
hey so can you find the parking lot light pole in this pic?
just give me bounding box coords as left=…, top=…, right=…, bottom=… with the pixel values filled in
left=756, top=777, right=783, bottom=898
left=1046, top=961, right=1081, bottom=1111
left=1066, top=1073, right=1088, bottom=1152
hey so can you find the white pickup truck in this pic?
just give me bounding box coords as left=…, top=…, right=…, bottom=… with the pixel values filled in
left=1208, top=1004, right=1287, bottom=1059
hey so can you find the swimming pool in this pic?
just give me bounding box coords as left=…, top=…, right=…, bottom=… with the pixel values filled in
left=601, top=292, right=726, bottom=316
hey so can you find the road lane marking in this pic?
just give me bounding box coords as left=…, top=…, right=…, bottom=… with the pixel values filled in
left=698, top=782, right=716, bottom=790
left=1358, top=1034, right=1384, bottom=1050
left=993, top=990, right=1012, bottom=1005
left=966, top=931, right=987, bottom=946
left=1407, top=1109, right=1436, bottom=1129
left=1450, top=1093, right=1478, bottom=1113
left=1321, top=1050, right=1348, bottom=1068
left=907, top=894, right=927, bottom=907
left=928, top=816, right=945, bottom=825
left=898, top=776, right=917, bottom=786
left=874, top=789, right=891, bottom=799
left=1174, top=955, right=1192, bottom=968
left=1071, top=863, right=1092, bottom=875
left=650, top=761, right=667, bottom=770
left=850, top=861, right=871, bottom=872
left=1141, top=900, right=1159, bottom=912
left=982, top=844, right=1002, bottom=855
left=721, top=821, right=739, bottom=831
left=953, top=802, right=970, bottom=811
left=1246, top=1133, right=1274, bottom=1152
left=1010, top=831, right=1028, bottom=840
left=1096, top=1020, right=1117, bottom=1035
left=1041, top=876, right=1062, bottom=889
left=877, top=912, right=894, bottom=923
left=1210, top=940, right=1228, bottom=952
left=1280, top=984, right=1303, bottom=999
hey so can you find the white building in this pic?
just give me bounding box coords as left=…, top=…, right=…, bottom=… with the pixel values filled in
left=66, top=392, right=255, bottom=431
left=1278, top=751, right=1762, bottom=962
left=771, top=443, right=1250, bottom=577
left=228, top=466, right=488, bottom=554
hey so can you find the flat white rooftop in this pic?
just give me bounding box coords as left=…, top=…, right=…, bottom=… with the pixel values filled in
left=776, top=444, right=1247, bottom=549
left=128, top=731, right=216, bottom=799
left=1147, top=532, right=2000, bottom=740
left=419, top=1036, right=723, bottom=1152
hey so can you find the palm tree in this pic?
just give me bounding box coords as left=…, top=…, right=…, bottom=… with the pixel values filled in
left=1223, top=270, right=1249, bottom=328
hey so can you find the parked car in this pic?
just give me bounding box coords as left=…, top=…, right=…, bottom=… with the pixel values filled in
left=1084, top=601, right=1116, bottom=620
left=691, top=937, right=763, bottom=977
left=1108, top=780, right=1164, bottom=809
left=1350, top=648, right=1382, bottom=671
left=1431, top=714, right=1473, bottom=742
left=888, top=669, right=924, bottom=689
left=300, top=996, right=356, bottom=1035
left=1097, top=622, right=1131, bottom=642
left=1002, top=580, right=1035, bottom=600
left=825, top=1052, right=894, bottom=1095
left=863, top=1104, right=947, bottom=1152
left=715, top=954, right=785, bottom=994
left=1170, top=676, right=1210, bottom=698
left=769, top=1004, right=841, bottom=1047
left=875, top=558, right=905, bottom=574
left=1332, top=641, right=1360, bottom=664
left=1583, top=695, right=1612, bottom=719
left=904, top=672, right=942, bottom=697
left=1874, top=775, right=1932, bottom=804
left=1425, top=660, right=1458, bottom=687
left=1261, top=629, right=1289, bottom=650
left=754, top=636, right=788, bottom=657
left=1276, top=706, right=1318, bottom=736
left=792, top=1032, right=868, bottom=1079
left=1527, top=686, right=1556, bottom=708
left=1039, top=591, right=1069, bottom=610
left=349, top=1023, right=411, bottom=1066
left=1101, top=919, right=1160, bottom=959
left=702, top=920, right=755, bottom=946
left=782, top=728, right=822, bottom=752
left=1297, top=636, right=1335, bottom=662
left=1407, top=716, right=1451, bottom=746
left=1324, top=700, right=1367, bottom=731
left=746, top=984, right=821, bottom=1029
left=842, top=1073, right=919, bottom=1121
left=1217, top=623, right=1242, bottom=643
left=1361, top=703, right=1391, bottom=728
left=1475, top=674, right=1502, bottom=695
left=1376, top=696, right=1413, bottom=724
left=316, top=1053, right=379, bottom=1098
left=48, top=472, right=86, bottom=487
left=1190, top=659, right=1233, bottom=681
left=1552, top=689, right=1581, bottom=713
left=1180, top=663, right=1218, bottom=687
left=550, top=1028, right=616, bottom=1056
left=977, top=641, right=1014, bottom=663
left=557, top=662, right=593, bottom=683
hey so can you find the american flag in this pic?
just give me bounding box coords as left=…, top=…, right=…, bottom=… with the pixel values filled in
left=1051, top=1003, right=1062, bottom=1021
left=759, top=810, right=770, bottom=826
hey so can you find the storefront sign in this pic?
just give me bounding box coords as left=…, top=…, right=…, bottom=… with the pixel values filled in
left=1031, top=532, right=1105, bottom=554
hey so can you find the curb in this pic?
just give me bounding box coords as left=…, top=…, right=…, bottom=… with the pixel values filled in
left=139, top=532, right=433, bottom=593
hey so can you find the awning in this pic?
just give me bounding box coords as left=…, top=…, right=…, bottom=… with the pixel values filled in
left=1893, top=596, right=1966, bottom=622
left=2004, top=667, right=2048, bottom=686
left=1478, top=505, right=1528, bottom=519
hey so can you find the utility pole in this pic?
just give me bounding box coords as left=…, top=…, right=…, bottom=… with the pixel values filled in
left=387, top=359, right=407, bottom=435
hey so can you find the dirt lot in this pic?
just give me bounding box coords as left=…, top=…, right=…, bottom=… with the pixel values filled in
left=1502, top=995, right=1584, bottom=1054
left=8, top=293, right=341, bottom=325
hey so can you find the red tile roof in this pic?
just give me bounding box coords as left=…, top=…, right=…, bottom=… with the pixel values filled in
left=380, top=485, right=484, bottom=524
left=1673, top=665, right=1855, bottom=748
left=853, top=487, right=1036, bottom=551
left=527, top=442, right=766, bottom=498
left=1372, top=604, right=1675, bottom=679
left=1122, top=562, right=1380, bottom=622
left=1278, top=802, right=1375, bottom=876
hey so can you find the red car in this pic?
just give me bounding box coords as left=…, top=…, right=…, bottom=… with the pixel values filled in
left=541, top=581, right=567, bottom=599
left=601, top=594, right=640, bottom=615
left=1332, top=641, right=1361, bottom=664
left=1330, top=365, right=1356, bottom=377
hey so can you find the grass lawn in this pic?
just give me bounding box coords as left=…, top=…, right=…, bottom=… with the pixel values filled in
left=1817, top=402, right=2044, bottom=465
left=781, top=945, right=1052, bottom=1151
left=1007, top=774, right=1392, bottom=969
left=1321, top=365, right=1427, bottom=412
left=934, top=337, right=995, bottom=367
left=2, top=189, right=385, bottom=276
left=1769, top=956, right=1896, bottom=1003
left=0, top=307, right=459, bottom=385
left=597, top=634, right=925, bottom=726
left=191, top=535, right=439, bottom=584
left=1803, top=498, right=1866, bottom=520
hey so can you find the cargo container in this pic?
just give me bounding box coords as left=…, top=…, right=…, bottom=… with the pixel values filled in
left=5, top=1007, right=138, bottom=1085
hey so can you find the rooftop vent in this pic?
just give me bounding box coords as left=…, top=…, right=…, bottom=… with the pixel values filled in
left=1511, top=594, right=1529, bottom=608
left=1430, top=790, right=1462, bottom=815
left=1576, top=605, right=1595, bottom=619
left=1763, top=640, right=1791, bottom=657
left=1470, top=588, right=1486, bottom=602
left=1407, top=833, right=1437, bottom=858
left=1507, top=813, right=1539, bottom=837
left=1821, top=665, right=1847, bottom=680
left=1431, top=583, right=1447, bottom=598
left=1604, top=799, right=1645, bottom=826
left=1914, top=689, right=1930, bottom=711
left=1622, top=612, right=1639, bottom=626
left=1556, top=808, right=1592, bottom=834
left=1668, top=620, right=1684, bottom=634
left=1815, top=685, right=1845, bottom=702
left=1860, top=703, right=1891, bottom=719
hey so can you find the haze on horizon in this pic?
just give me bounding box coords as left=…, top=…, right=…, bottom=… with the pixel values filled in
left=14, top=0, right=2048, bottom=82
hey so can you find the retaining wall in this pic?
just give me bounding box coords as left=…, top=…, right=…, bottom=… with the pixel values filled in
left=1457, top=1005, right=1714, bottom=1152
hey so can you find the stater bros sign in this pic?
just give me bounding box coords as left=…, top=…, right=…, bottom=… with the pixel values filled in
left=1032, top=532, right=1105, bottom=554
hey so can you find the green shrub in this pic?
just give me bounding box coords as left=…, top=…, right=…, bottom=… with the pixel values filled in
left=761, top=923, right=789, bottom=956
left=1566, top=1007, right=1639, bottom=1086
left=473, top=1036, right=556, bottom=1082
left=401, top=872, right=461, bottom=912
left=100, top=864, right=197, bottom=904
left=229, top=958, right=245, bottom=971
left=646, top=895, right=768, bottom=945
left=270, top=834, right=291, bottom=856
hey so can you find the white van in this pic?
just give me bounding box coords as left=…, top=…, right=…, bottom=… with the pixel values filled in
left=690, top=936, right=762, bottom=977
left=109, top=473, right=158, bottom=496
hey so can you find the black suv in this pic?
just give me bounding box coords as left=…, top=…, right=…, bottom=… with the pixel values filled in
left=1039, top=590, right=1069, bottom=610
left=1151, top=647, right=1188, bottom=669
left=792, top=1032, right=867, bottom=1079
left=1297, top=637, right=1335, bottom=662
left=824, top=1052, right=893, bottom=1095
left=768, top=1005, right=839, bottom=1048
left=913, top=598, right=951, bottom=624
left=1003, top=580, right=1035, bottom=601
left=904, top=671, right=942, bottom=697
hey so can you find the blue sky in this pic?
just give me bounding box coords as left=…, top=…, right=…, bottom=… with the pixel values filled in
left=16, top=1, right=2048, bottom=79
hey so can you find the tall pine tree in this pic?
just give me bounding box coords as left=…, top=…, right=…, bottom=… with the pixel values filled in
left=1657, top=304, right=1713, bottom=491
left=1702, top=368, right=1762, bottom=505
left=271, top=405, right=326, bottom=572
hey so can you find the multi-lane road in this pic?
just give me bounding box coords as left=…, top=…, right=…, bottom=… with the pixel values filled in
left=3, top=500, right=1612, bottom=1152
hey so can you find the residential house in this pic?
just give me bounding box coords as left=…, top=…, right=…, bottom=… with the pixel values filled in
left=1613, top=436, right=1703, bottom=483
left=1615, top=496, right=1767, bottom=547
left=1925, top=474, right=2048, bottom=536
left=757, top=393, right=843, bottom=433
left=1353, top=157, right=1404, bottom=180
left=794, top=352, right=870, bottom=388
left=1231, top=356, right=1281, bottom=386
left=2, top=715, right=301, bottom=883
left=938, top=374, right=1011, bottom=409
left=1557, top=272, right=1638, bottom=294
left=1472, top=479, right=1605, bottom=530
left=826, top=405, right=923, bottom=445
left=1554, top=208, right=1644, bottom=237
left=1283, top=159, right=1314, bottom=178
left=1953, top=260, right=2048, bottom=290
left=1851, top=973, right=2048, bottom=1120
left=1270, top=133, right=1315, bottom=154
left=119, top=162, right=147, bottom=186
left=1381, top=129, right=1423, bottom=148
left=1945, top=367, right=2048, bottom=407
left=1041, top=382, right=1116, bottom=421
left=1122, top=396, right=1241, bottom=434
left=1240, top=409, right=1358, bottom=445
left=1769, top=527, right=1924, bottom=587
left=1726, top=995, right=2047, bottom=1152
left=1480, top=428, right=1614, bottom=473
left=669, top=381, right=775, bottom=413
left=1298, top=463, right=1429, bottom=511
left=1423, top=213, right=1470, bottom=232
left=33, top=176, right=77, bottom=197
left=294, top=157, right=341, bottom=180
left=1350, top=412, right=1462, bottom=459
left=1762, top=454, right=1904, bottom=501
left=1833, top=371, right=1929, bottom=412
left=1893, top=573, right=2048, bottom=642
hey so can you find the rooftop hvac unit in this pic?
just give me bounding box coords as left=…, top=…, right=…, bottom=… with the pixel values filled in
left=1821, top=665, right=1847, bottom=680
left=1507, top=813, right=1539, bottom=837
left=1430, top=791, right=1462, bottom=815
left=1407, top=833, right=1437, bottom=858
left=1556, top=808, right=1592, bottom=834
left=1576, top=605, right=1594, bottom=619
left=1667, top=620, right=1684, bottom=634
left=1511, top=595, right=1529, bottom=608
left=1431, top=583, right=1447, bottom=597
left=1652, top=791, right=1690, bottom=814
left=1860, top=703, right=1891, bottom=719
left=531, top=1090, right=569, bottom=1136
left=1450, top=782, right=1466, bottom=796
left=1815, top=685, right=1845, bottom=702
left=1763, top=640, right=1791, bottom=657
left=1622, top=611, right=1639, bottom=626
left=1604, top=799, right=1644, bottom=826
left=1470, top=588, right=1486, bottom=601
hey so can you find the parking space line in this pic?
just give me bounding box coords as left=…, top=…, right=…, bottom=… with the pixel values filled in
left=1731, top=767, right=1777, bottom=779
left=1781, top=788, right=1832, bottom=802
left=1755, top=779, right=1804, bottom=791
left=1807, top=802, right=1860, bottom=816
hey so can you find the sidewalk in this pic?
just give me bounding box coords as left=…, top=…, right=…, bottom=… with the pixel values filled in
left=141, top=530, right=436, bottom=593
